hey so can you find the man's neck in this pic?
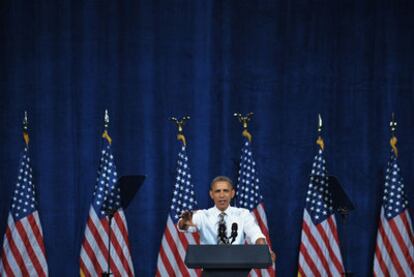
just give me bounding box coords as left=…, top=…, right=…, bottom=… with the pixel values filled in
left=214, top=205, right=231, bottom=213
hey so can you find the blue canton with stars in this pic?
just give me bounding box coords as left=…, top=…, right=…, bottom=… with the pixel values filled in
left=305, top=148, right=334, bottom=225
left=170, top=146, right=197, bottom=223
left=11, top=147, right=37, bottom=221
left=236, top=139, right=263, bottom=211
left=383, top=151, right=408, bottom=220
left=92, top=142, right=121, bottom=218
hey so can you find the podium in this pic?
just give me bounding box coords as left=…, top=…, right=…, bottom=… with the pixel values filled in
left=185, top=245, right=272, bottom=277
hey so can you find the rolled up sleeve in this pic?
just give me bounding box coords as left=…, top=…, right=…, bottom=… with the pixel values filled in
left=243, top=211, right=265, bottom=244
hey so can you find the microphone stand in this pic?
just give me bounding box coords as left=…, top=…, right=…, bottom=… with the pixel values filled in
left=102, top=209, right=116, bottom=277
left=338, top=207, right=353, bottom=277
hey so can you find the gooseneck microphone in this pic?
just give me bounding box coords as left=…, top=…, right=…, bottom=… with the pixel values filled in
left=230, top=223, right=238, bottom=244
left=217, top=222, right=238, bottom=245
left=218, top=222, right=227, bottom=244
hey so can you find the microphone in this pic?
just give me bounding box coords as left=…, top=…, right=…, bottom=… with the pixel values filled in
left=218, top=222, right=227, bottom=244
left=230, top=223, right=238, bottom=244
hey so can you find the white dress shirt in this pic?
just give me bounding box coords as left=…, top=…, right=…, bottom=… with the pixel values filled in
left=184, top=206, right=265, bottom=245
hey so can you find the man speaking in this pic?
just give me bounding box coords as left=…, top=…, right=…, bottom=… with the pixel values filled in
left=178, top=176, right=275, bottom=261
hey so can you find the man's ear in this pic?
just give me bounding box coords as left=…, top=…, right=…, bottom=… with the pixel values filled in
left=230, top=189, right=235, bottom=199
left=209, top=190, right=214, bottom=200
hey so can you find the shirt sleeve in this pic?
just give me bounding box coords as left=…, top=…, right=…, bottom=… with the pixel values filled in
left=243, top=210, right=265, bottom=244
left=191, top=210, right=203, bottom=232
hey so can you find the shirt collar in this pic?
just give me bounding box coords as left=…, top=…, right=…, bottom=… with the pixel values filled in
left=212, top=205, right=233, bottom=217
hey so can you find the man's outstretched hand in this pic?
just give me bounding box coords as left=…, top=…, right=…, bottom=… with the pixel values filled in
left=178, top=210, right=196, bottom=230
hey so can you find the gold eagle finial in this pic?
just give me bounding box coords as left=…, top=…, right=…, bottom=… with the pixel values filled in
left=234, top=112, right=254, bottom=142
left=316, top=114, right=324, bottom=150
left=102, top=109, right=112, bottom=144
left=170, top=116, right=190, bottom=146
left=23, top=111, right=29, bottom=146
left=390, top=113, right=398, bottom=157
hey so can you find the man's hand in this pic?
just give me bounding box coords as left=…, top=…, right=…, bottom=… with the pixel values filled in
left=255, top=238, right=276, bottom=263
left=177, top=210, right=196, bottom=230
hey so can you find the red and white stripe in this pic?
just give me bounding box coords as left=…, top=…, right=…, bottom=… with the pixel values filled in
left=298, top=209, right=344, bottom=277
left=373, top=208, right=414, bottom=276
left=80, top=207, right=134, bottom=277
left=156, top=216, right=201, bottom=277
left=249, top=203, right=276, bottom=277
left=0, top=211, right=48, bottom=277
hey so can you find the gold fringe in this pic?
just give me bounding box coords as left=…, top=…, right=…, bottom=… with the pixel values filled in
left=242, top=129, right=252, bottom=142
left=23, top=132, right=29, bottom=146
left=316, top=136, right=324, bottom=150
left=177, top=134, right=186, bottom=146
left=102, top=130, right=112, bottom=144
left=390, top=136, right=398, bottom=157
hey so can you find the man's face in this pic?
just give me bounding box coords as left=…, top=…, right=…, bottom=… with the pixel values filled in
left=209, top=181, right=235, bottom=211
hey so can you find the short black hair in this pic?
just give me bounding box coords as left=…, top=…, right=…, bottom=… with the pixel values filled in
left=210, top=176, right=234, bottom=190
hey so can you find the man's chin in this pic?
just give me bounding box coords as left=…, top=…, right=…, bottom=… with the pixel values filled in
left=217, top=203, right=229, bottom=211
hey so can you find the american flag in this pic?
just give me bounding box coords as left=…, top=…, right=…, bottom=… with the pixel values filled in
left=0, top=145, right=49, bottom=276
left=236, top=138, right=276, bottom=277
left=298, top=148, right=344, bottom=276
left=156, top=145, right=200, bottom=277
left=80, top=138, right=134, bottom=276
left=373, top=151, right=414, bottom=276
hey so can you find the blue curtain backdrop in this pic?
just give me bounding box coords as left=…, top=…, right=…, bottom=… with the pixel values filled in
left=0, top=0, right=413, bottom=276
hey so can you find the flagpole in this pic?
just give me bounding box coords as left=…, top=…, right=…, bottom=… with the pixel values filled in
left=233, top=112, right=254, bottom=207
left=317, top=114, right=353, bottom=276
left=156, top=115, right=201, bottom=276
left=102, top=109, right=114, bottom=277
left=373, top=114, right=414, bottom=277
left=233, top=113, right=276, bottom=275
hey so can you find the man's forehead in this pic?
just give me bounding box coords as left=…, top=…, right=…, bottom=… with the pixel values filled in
left=211, top=181, right=233, bottom=190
